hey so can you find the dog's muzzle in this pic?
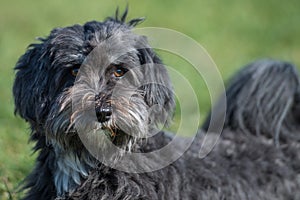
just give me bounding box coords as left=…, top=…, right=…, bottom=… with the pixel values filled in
left=95, top=93, right=112, bottom=123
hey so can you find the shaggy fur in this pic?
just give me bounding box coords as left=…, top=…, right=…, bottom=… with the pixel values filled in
left=14, top=9, right=300, bottom=200
left=203, top=60, right=300, bottom=145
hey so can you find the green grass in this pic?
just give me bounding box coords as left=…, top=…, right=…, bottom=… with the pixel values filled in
left=1, top=0, right=300, bottom=199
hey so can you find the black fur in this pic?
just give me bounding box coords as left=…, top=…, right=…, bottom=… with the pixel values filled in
left=58, top=130, right=300, bottom=200
left=14, top=9, right=300, bottom=200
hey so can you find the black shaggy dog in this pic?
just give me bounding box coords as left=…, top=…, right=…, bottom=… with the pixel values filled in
left=14, top=9, right=300, bottom=200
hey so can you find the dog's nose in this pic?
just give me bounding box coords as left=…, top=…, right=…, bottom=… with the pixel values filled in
left=95, top=94, right=112, bottom=123
left=95, top=105, right=112, bottom=123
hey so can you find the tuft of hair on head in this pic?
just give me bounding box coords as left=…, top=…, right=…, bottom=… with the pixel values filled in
left=202, top=59, right=300, bottom=146
left=112, top=5, right=145, bottom=27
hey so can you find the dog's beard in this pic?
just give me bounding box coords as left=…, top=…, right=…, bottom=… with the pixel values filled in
left=71, top=86, right=150, bottom=154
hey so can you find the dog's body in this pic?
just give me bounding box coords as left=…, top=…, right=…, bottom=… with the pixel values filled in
left=14, top=10, right=300, bottom=200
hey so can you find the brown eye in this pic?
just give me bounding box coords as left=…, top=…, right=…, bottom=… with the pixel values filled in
left=113, top=65, right=128, bottom=78
left=71, top=66, right=80, bottom=77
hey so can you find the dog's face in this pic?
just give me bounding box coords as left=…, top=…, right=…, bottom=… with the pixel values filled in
left=13, top=16, right=175, bottom=155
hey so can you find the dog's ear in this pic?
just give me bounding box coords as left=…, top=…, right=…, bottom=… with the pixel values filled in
left=137, top=47, right=175, bottom=125
left=13, top=41, right=49, bottom=124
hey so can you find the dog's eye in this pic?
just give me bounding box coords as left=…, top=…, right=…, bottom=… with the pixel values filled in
left=112, top=65, right=128, bottom=78
left=71, top=66, right=80, bottom=77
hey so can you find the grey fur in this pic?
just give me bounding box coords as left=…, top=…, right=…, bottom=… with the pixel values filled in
left=203, top=60, right=300, bottom=145
left=43, top=27, right=174, bottom=195
left=13, top=10, right=300, bottom=200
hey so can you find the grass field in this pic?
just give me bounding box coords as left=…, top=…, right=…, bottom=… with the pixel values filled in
left=1, top=0, right=299, bottom=199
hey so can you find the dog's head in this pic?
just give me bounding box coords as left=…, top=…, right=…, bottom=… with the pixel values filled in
left=13, top=10, right=175, bottom=155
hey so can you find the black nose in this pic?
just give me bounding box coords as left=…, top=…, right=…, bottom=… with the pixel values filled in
left=95, top=94, right=112, bottom=123
left=95, top=105, right=112, bottom=123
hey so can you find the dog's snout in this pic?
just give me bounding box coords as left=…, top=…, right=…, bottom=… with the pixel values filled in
left=95, top=94, right=112, bottom=123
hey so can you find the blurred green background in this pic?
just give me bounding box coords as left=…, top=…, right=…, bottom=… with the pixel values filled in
left=0, top=0, right=299, bottom=199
